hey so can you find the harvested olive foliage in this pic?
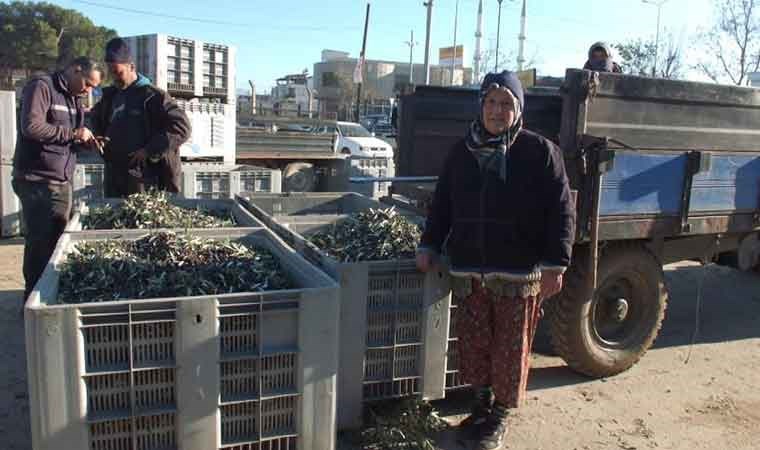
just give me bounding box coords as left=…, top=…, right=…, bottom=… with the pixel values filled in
left=58, top=231, right=291, bottom=303
left=353, top=398, right=449, bottom=450
left=82, top=190, right=235, bottom=229
left=308, top=208, right=421, bottom=262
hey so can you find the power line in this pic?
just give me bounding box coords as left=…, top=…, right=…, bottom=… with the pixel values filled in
left=72, top=0, right=355, bottom=31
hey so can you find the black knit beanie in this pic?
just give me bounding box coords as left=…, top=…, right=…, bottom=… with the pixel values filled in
left=105, top=38, right=132, bottom=64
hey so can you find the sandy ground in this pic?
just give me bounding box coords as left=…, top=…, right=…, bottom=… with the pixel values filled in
left=1, top=239, right=759, bottom=450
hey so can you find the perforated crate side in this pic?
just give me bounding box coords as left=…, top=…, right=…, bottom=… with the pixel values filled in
left=80, top=302, right=179, bottom=449
left=361, top=267, right=428, bottom=401
left=444, top=292, right=468, bottom=391
left=195, top=171, right=232, bottom=199
left=220, top=437, right=298, bottom=450
left=239, top=168, right=282, bottom=195
left=216, top=278, right=339, bottom=450
left=218, top=295, right=300, bottom=446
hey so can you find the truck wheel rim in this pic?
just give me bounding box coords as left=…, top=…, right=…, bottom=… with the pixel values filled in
left=590, top=272, right=648, bottom=349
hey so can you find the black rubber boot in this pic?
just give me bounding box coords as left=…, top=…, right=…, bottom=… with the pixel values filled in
left=475, top=403, right=509, bottom=450
left=456, top=386, right=494, bottom=442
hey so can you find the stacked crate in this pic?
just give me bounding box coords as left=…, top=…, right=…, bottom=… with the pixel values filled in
left=125, top=34, right=237, bottom=164
left=181, top=163, right=282, bottom=199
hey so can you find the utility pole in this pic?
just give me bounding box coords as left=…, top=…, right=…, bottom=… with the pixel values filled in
left=355, top=2, right=371, bottom=122
left=423, top=0, right=433, bottom=84
left=473, top=0, right=484, bottom=83
left=642, top=0, right=669, bottom=77
left=451, top=0, right=459, bottom=86
left=405, top=30, right=418, bottom=84
left=495, top=0, right=504, bottom=71
left=517, top=0, right=527, bottom=71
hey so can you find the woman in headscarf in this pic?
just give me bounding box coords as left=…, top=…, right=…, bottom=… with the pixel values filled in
left=583, top=41, right=623, bottom=73
left=416, top=71, right=575, bottom=449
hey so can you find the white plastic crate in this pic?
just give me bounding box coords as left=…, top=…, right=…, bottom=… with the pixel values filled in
left=66, top=197, right=264, bottom=232
left=1, top=92, right=21, bottom=237
left=25, top=228, right=339, bottom=450
left=124, top=34, right=236, bottom=104
left=237, top=193, right=451, bottom=430
left=177, top=101, right=236, bottom=164
left=182, top=164, right=282, bottom=199
left=72, top=163, right=105, bottom=204
left=348, top=156, right=395, bottom=199
left=1, top=163, right=22, bottom=237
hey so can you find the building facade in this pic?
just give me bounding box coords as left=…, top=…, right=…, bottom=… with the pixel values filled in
left=313, top=49, right=472, bottom=120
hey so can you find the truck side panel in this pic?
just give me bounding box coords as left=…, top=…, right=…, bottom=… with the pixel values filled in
left=600, top=152, right=686, bottom=216
left=561, top=69, right=760, bottom=154
left=691, top=154, right=760, bottom=213
left=599, top=152, right=760, bottom=217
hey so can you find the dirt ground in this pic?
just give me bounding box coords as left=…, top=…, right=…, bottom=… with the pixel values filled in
left=1, top=239, right=759, bottom=450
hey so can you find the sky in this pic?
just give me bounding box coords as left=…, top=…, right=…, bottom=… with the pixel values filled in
left=49, top=0, right=715, bottom=94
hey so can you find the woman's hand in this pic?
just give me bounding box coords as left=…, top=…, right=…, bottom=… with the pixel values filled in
left=540, top=270, right=564, bottom=299
left=416, top=251, right=435, bottom=273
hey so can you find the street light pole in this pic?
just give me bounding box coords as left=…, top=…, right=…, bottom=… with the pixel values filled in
left=405, top=30, right=418, bottom=84
left=642, top=0, right=669, bottom=77
left=451, top=0, right=459, bottom=86
left=423, top=0, right=434, bottom=84
left=355, top=2, right=371, bottom=122
left=495, top=0, right=503, bottom=71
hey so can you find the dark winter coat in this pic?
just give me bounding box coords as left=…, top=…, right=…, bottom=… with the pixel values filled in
left=90, top=76, right=191, bottom=196
left=13, top=72, right=84, bottom=183
left=420, top=130, right=575, bottom=273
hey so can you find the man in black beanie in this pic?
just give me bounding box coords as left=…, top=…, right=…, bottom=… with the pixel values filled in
left=90, top=37, right=191, bottom=197
left=416, top=71, right=575, bottom=449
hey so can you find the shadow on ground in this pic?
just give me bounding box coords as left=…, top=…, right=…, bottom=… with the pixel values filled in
left=0, top=288, right=31, bottom=450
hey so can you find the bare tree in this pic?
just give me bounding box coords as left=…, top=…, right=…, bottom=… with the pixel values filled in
left=615, top=31, right=684, bottom=79
left=479, top=47, right=538, bottom=76
left=659, top=33, right=684, bottom=79
left=696, top=0, right=760, bottom=85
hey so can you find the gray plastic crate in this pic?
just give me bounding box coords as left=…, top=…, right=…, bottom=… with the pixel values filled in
left=66, top=197, right=264, bottom=232
left=182, top=164, right=282, bottom=199
left=237, top=193, right=451, bottom=430
left=25, top=228, right=339, bottom=450
left=237, top=192, right=404, bottom=219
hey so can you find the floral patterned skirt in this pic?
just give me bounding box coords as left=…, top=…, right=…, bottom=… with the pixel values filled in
left=452, top=276, right=542, bottom=408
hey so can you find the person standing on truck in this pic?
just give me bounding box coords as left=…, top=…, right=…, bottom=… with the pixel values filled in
left=12, top=57, right=102, bottom=303
left=90, top=37, right=191, bottom=197
left=416, top=71, right=574, bottom=450
left=583, top=41, right=623, bottom=73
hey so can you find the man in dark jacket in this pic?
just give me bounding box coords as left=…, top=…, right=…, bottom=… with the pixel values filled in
left=12, top=57, right=102, bottom=301
left=583, top=41, right=623, bottom=73
left=417, top=71, right=574, bottom=450
left=90, top=37, right=191, bottom=197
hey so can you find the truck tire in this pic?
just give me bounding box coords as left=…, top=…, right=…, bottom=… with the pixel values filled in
left=283, top=162, right=316, bottom=192
left=714, top=251, right=738, bottom=268
left=548, top=243, right=668, bottom=377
